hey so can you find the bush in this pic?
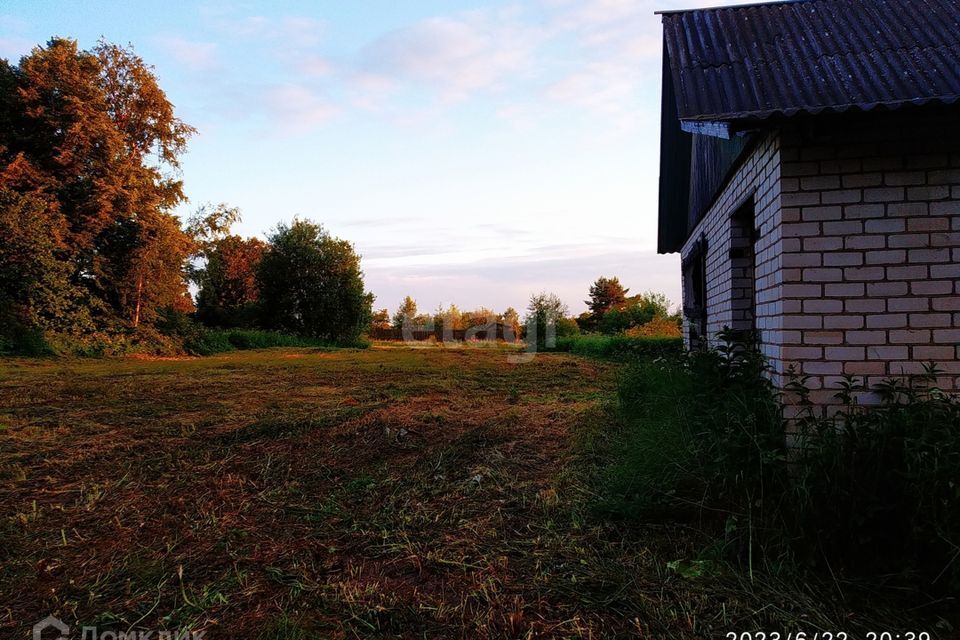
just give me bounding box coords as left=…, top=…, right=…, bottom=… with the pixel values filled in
left=173, top=324, right=368, bottom=356
left=550, top=334, right=683, bottom=360
left=0, top=321, right=53, bottom=357
left=556, top=316, right=580, bottom=338
left=0, top=303, right=50, bottom=356
left=1, top=304, right=186, bottom=357
left=156, top=309, right=349, bottom=355
left=597, top=292, right=672, bottom=335
left=523, top=292, right=572, bottom=350
left=624, top=316, right=682, bottom=338
left=183, top=329, right=236, bottom=356
left=40, top=328, right=182, bottom=357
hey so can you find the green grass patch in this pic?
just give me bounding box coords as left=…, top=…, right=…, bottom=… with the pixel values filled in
left=597, top=350, right=787, bottom=538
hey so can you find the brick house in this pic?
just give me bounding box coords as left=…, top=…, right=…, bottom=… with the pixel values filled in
left=657, top=0, right=960, bottom=410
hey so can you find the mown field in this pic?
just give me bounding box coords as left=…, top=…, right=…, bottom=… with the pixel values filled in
left=0, top=345, right=917, bottom=639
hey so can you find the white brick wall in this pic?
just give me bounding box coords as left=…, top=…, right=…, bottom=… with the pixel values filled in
left=681, top=132, right=787, bottom=378
left=679, top=110, right=960, bottom=413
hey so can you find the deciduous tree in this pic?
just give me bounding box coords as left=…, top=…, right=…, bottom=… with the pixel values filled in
left=186, top=203, right=242, bottom=254
left=502, top=306, right=521, bottom=339
left=461, top=307, right=496, bottom=328
left=195, top=235, right=267, bottom=327
left=0, top=38, right=194, bottom=333
left=433, top=304, right=463, bottom=333
left=257, top=219, right=373, bottom=342
left=0, top=188, right=90, bottom=332
left=525, top=292, right=570, bottom=349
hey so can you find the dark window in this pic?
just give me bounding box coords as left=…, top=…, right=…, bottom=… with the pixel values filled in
left=682, top=235, right=708, bottom=347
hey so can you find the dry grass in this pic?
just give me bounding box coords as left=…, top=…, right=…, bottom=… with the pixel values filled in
left=0, top=345, right=932, bottom=638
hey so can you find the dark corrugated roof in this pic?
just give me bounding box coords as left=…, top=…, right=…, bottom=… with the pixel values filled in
left=661, top=0, right=960, bottom=125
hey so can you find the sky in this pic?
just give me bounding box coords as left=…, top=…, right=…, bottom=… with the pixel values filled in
left=0, top=0, right=759, bottom=316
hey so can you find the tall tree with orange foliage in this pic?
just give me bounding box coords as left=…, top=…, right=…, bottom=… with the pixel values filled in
left=0, top=38, right=194, bottom=333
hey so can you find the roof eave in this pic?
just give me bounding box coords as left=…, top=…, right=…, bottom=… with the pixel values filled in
left=679, top=95, right=960, bottom=139
left=679, top=119, right=732, bottom=139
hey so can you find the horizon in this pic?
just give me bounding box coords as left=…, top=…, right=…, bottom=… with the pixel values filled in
left=0, top=0, right=760, bottom=316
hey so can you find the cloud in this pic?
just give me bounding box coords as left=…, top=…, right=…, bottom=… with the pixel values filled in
left=204, top=11, right=326, bottom=48
left=264, top=84, right=337, bottom=132
left=357, top=243, right=450, bottom=260
left=155, top=36, right=219, bottom=72
left=172, top=1, right=682, bottom=131
left=544, top=61, right=638, bottom=124
left=151, top=9, right=336, bottom=133
left=340, top=215, right=426, bottom=229
left=338, top=0, right=677, bottom=126
left=299, top=54, right=334, bottom=77
left=356, top=8, right=546, bottom=102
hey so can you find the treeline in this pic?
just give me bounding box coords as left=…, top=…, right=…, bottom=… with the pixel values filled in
left=378, top=293, right=578, bottom=343
left=375, top=296, right=523, bottom=335
left=0, top=38, right=674, bottom=357
left=0, top=38, right=371, bottom=355
left=378, top=277, right=680, bottom=347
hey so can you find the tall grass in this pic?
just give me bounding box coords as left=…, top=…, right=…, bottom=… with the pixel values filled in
left=600, top=335, right=790, bottom=569
left=600, top=331, right=960, bottom=598
left=789, top=366, right=960, bottom=592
